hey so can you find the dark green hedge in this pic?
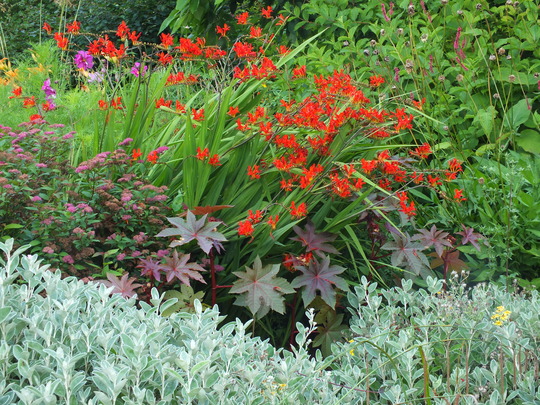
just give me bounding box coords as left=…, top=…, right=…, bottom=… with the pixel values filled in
left=0, top=0, right=176, bottom=61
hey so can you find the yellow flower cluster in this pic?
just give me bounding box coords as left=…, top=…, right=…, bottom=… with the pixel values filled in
left=491, top=305, right=511, bottom=326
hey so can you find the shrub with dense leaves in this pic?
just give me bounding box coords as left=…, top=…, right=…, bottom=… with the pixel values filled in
left=1, top=240, right=540, bottom=404
left=0, top=120, right=172, bottom=277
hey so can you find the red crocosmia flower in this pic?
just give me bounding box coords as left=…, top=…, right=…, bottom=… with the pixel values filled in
left=329, top=173, right=352, bottom=198
left=238, top=220, right=254, bottom=236
left=342, top=164, right=356, bottom=177
left=66, top=21, right=81, bottom=34
left=247, top=165, right=261, bottom=179
left=175, top=101, right=186, bottom=113
left=377, top=150, right=391, bottom=161
left=236, top=119, right=251, bottom=132
left=196, top=147, right=209, bottom=160
left=132, top=148, right=142, bottom=160
left=410, top=142, right=432, bottom=159
left=155, top=98, right=172, bottom=108
left=147, top=150, right=159, bottom=164
left=227, top=106, right=240, bottom=117
left=53, top=33, right=69, bottom=50
left=412, top=97, right=426, bottom=110
left=276, top=14, right=288, bottom=26
left=396, top=191, right=408, bottom=203
left=158, top=52, right=173, bottom=65
left=29, top=114, right=43, bottom=121
left=160, top=33, right=174, bottom=48
left=277, top=45, right=290, bottom=55
left=448, top=158, right=463, bottom=172
left=232, top=42, right=256, bottom=58
left=289, top=201, right=307, bottom=218
left=274, top=157, right=294, bottom=172
left=127, top=31, right=142, bottom=44
left=116, top=21, right=130, bottom=40
left=209, top=154, right=221, bottom=166
left=292, top=65, right=306, bottom=79
left=393, top=108, right=414, bottom=131
left=249, top=26, right=263, bottom=38
left=110, top=97, right=123, bottom=110
left=267, top=215, right=279, bottom=230
left=445, top=171, right=458, bottom=181
left=236, top=12, right=249, bottom=24
left=42, top=23, right=52, bottom=34
left=192, top=108, right=205, bottom=121
left=216, top=24, right=230, bottom=38
left=9, top=86, right=22, bottom=99
left=299, top=164, right=324, bottom=189
left=353, top=178, right=365, bottom=190
left=427, top=174, right=442, bottom=187
left=282, top=254, right=296, bottom=272
left=248, top=210, right=263, bottom=223
left=360, top=158, right=378, bottom=174
left=280, top=178, right=294, bottom=191
left=369, top=75, right=385, bottom=87
left=378, top=178, right=392, bottom=191
left=453, top=189, right=467, bottom=202
left=262, top=6, right=273, bottom=18
left=280, top=99, right=296, bottom=111
left=98, top=100, right=108, bottom=110
left=399, top=200, right=416, bottom=217
left=410, top=172, right=424, bottom=184
left=42, top=101, right=55, bottom=112
left=23, top=96, right=36, bottom=108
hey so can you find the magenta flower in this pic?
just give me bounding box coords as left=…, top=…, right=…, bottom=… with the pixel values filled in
left=130, top=62, right=148, bottom=77
left=74, top=51, right=94, bottom=70
left=42, top=79, right=57, bottom=100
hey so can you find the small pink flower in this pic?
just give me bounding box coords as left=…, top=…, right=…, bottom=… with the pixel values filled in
left=62, top=255, right=75, bottom=264
left=42, top=246, right=54, bottom=254
left=157, top=249, right=169, bottom=258
left=116, top=253, right=126, bottom=261
left=31, top=195, right=42, bottom=202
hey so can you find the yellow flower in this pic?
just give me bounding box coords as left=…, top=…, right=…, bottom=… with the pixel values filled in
left=492, top=306, right=511, bottom=326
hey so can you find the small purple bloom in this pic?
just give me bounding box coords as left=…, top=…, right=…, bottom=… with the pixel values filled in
left=75, top=165, right=89, bottom=173
left=31, top=195, right=43, bottom=202
left=156, top=146, right=169, bottom=154
left=74, top=50, right=94, bottom=70
left=119, top=137, right=133, bottom=146
left=130, top=62, right=148, bottom=77
left=116, top=253, right=126, bottom=261
left=42, top=79, right=57, bottom=100
left=87, top=71, right=104, bottom=83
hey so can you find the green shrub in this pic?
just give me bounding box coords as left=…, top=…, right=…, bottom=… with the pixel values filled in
left=1, top=239, right=539, bottom=403
left=0, top=239, right=345, bottom=403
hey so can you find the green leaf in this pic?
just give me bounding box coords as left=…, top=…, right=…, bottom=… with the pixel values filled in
left=474, top=106, right=497, bottom=136
left=516, top=129, right=540, bottom=154
left=312, top=311, right=347, bottom=357
left=231, top=256, right=295, bottom=317
left=505, top=99, right=532, bottom=130
left=3, top=224, right=23, bottom=230
left=0, top=307, right=12, bottom=323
